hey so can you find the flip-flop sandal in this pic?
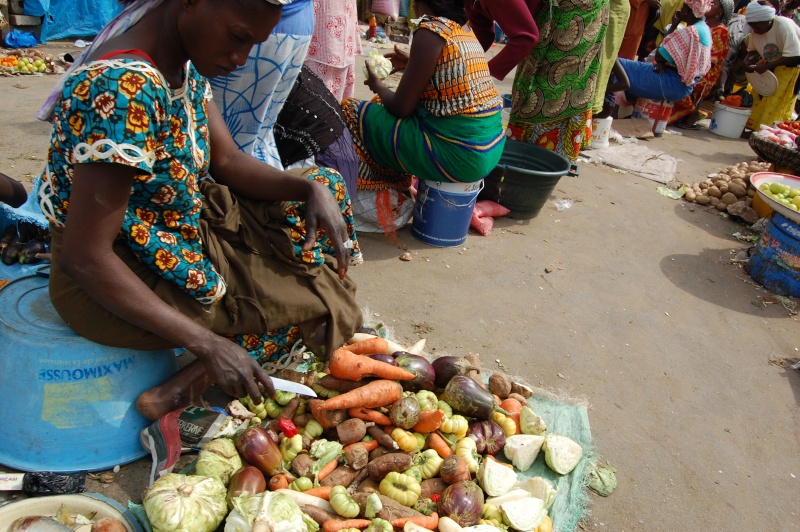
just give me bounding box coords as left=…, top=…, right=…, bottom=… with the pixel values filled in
left=675, top=122, right=699, bottom=130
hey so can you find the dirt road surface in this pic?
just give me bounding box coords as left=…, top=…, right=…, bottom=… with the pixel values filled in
left=1, top=41, right=798, bottom=531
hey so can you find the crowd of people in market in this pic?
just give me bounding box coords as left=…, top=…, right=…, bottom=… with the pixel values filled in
left=2, top=0, right=800, bottom=419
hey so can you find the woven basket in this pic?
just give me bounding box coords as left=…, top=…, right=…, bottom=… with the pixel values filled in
left=748, top=133, right=800, bottom=174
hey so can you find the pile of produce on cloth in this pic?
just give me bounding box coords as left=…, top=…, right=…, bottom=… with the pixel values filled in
left=0, top=49, right=60, bottom=76
left=136, top=334, right=594, bottom=532
left=679, top=160, right=770, bottom=213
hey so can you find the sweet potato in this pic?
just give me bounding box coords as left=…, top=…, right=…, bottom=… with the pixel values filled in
left=488, top=372, right=512, bottom=399
left=291, top=453, right=315, bottom=478
left=355, top=477, right=380, bottom=494
left=344, top=445, right=370, bottom=470
left=367, top=453, right=413, bottom=481
left=419, top=478, right=449, bottom=500
left=367, top=425, right=399, bottom=450
left=301, top=504, right=339, bottom=526
left=510, top=381, right=534, bottom=398
left=321, top=465, right=361, bottom=487
left=318, top=374, right=369, bottom=392
left=337, top=418, right=368, bottom=446
left=352, top=493, right=424, bottom=521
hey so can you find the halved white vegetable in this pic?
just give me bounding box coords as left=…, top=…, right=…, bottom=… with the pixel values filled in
left=542, top=434, right=583, bottom=475
left=503, top=435, right=545, bottom=472
left=478, top=458, right=518, bottom=497
left=485, top=489, right=533, bottom=507
left=519, top=406, right=546, bottom=436
left=404, top=522, right=435, bottom=532
left=438, top=516, right=465, bottom=532
left=515, top=477, right=558, bottom=510
left=500, top=497, right=546, bottom=531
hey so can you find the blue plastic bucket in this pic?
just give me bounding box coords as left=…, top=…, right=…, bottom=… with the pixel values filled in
left=746, top=212, right=800, bottom=297
left=0, top=273, right=180, bottom=472
left=411, top=180, right=482, bottom=247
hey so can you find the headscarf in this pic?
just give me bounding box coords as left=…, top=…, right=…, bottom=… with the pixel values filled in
left=686, top=0, right=714, bottom=18
left=662, top=24, right=713, bottom=84
left=37, top=0, right=288, bottom=122
left=720, top=0, right=735, bottom=25
left=745, top=1, right=776, bottom=23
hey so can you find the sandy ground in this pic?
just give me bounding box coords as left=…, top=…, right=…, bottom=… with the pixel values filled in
left=1, top=40, right=799, bottom=531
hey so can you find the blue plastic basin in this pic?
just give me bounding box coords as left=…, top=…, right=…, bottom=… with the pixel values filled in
left=0, top=273, right=179, bottom=472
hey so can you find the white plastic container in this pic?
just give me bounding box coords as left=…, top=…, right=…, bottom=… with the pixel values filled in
left=591, top=116, right=613, bottom=149
left=709, top=101, right=751, bottom=138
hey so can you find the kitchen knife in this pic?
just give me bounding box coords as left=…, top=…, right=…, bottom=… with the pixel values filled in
left=271, top=376, right=317, bottom=397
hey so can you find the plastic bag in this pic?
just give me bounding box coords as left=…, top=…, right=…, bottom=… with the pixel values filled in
left=470, top=211, right=494, bottom=236
left=352, top=189, right=413, bottom=234
left=22, top=471, right=86, bottom=495
left=3, top=29, right=38, bottom=49
left=474, top=200, right=510, bottom=218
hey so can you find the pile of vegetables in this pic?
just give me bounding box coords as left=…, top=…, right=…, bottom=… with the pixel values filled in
left=680, top=160, right=770, bottom=212
left=141, top=334, right=586, bottom=532
left=0, top=49, right=57, bottom=75
left=0, top=221, right=50, bottom=266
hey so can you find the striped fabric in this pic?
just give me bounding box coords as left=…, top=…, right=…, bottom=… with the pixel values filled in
left=417, top=16, right=503, bottom=117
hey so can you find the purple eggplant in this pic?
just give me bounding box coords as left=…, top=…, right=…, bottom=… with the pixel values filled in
left=395, top=352, right=436, bottom=392
left=431, top=356, right=478, bottom=389
left=467, top=420, right=506, bottom=455
left=441, top=376, right=509, bottom=420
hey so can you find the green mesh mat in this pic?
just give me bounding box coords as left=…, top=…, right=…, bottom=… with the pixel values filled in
left=519, top=394, right=593, bottom=532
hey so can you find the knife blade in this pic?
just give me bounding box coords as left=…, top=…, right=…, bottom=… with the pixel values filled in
left=271, top=376, right=317, bottom=397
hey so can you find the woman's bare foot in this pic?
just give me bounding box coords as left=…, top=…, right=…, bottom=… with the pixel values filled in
left=136, top=360, right=211, bottom=421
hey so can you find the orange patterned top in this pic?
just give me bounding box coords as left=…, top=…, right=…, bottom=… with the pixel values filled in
left=417, top=16, right=502, bottom=117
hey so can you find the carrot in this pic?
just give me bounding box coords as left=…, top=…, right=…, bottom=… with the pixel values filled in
left=344, top=337, right=389, bottom=355
left=268, top=473, right=289, bottom=491
left=323, top=519, right=372, bottom=532
left=320, top=380, right=405, bottom=411
left=499, top=398, right=522, bottom=434
left=317, top=459, right=339, bottom=482
left=412, top=409, right=446, bottom=434
left=329, top=349, right=415, bottom=382
left=390, top=512, right=439, bottom=529
left=426, top=432, right=452, bottom=458
left=348, top=407, right=393, bottom=425
left=343, top=439, right=380, bottom=453
left=302, top=485, right=333, bottom=500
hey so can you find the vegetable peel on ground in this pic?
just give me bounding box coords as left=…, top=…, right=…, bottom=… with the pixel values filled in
left=587, top=463, right=617, bottom=496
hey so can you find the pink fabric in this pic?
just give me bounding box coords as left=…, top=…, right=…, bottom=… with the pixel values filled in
left=685, top=0, right=714, bottom=18
left=662, top=25, right=712, bottom=85
left=304, top=0, right=362, bottom=101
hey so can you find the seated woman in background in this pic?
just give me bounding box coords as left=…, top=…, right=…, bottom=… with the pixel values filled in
left=742, top=0, right=800, bottom=130
left=341, top=0, right=505, bottom=236
left=669, top=0, right=734, bottom=127
left=619, top=0, right=713, bottom=104
left=36, top=0, right=363, bottom=421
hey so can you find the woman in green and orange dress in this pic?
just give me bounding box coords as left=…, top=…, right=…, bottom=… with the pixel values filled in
left=507, top=0, right=609, bottom=162
left=342, top=0, right=505, bottom=235
left=669, top=0, right=733, bottom=127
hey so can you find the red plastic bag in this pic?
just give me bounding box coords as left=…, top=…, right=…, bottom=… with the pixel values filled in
left=470, top=211, right=495, bottom=236
left=474, top=200, right=510, bottom=218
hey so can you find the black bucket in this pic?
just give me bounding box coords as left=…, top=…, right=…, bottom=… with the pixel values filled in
left=480, top=140, right=578, bottom=219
